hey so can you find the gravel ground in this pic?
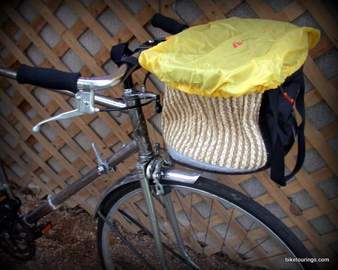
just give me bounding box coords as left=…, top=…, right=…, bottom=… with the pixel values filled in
left=0, top=188, right=258, bottom=270
left=0, top=190, right=101, bottom=270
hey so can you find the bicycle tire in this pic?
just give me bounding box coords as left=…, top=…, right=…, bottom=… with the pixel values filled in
left=97, top=173, right=318, bottom=270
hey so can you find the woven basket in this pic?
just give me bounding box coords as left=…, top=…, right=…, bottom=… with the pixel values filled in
left=162, top=87, right=268, bottom=171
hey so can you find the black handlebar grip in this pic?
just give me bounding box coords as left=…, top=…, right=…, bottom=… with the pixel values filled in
left=151, top=13, right=188, bottom=35
left=16, top=64, right=81, bottom=93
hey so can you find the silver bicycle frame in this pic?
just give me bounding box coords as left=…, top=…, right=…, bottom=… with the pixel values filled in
left=0, top=66, right=199, bottom=268
left=6, top=86, right=201, bottom=269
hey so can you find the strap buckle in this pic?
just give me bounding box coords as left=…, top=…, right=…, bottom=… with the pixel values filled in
left=282, top=91, right=295, bottom=105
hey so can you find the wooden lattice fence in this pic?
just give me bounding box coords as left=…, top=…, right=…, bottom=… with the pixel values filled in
left=0, top=0, right=337, bottom=266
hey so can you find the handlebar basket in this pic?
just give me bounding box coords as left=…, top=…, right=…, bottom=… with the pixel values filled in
left=162, top=87, right=267, bottom=172
left=144, top=17, right=317, bottom=182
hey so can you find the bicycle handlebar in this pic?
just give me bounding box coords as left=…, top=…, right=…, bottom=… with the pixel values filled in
left=0, top=63, right=128, bottom=95
left=0, top=66, right=128, bottom=109
left=17, top=64, right=81, bottom=93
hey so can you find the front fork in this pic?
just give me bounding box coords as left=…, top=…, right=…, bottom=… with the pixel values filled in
left=138, top=163, right=169, bottom=270
left=160, top=192, right=199, bottom=269
left=125, top=88, right=196, bottom=269
left=139, top=161, right=198, bottom=270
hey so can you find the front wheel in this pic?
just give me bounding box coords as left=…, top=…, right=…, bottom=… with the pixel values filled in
left=97, top=174, right=318, bottom=270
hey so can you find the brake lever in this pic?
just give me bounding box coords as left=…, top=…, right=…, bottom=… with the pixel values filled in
left=32, top=90, right=99, bottom=132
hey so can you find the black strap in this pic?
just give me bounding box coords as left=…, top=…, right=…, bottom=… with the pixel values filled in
left=110, top=42, right=139, bottom=88
left=110, top=42, right=138, bottom=67
left=284, top=77, right=306, bottom=181
left=269, top=72, right=306, bottom=186
left=269, top=89, right=286, bottom=185
left=151, top=13, right=188, bottom=34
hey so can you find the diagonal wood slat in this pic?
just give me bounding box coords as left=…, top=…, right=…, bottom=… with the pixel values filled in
left=0, top=0, right=337, bottom=261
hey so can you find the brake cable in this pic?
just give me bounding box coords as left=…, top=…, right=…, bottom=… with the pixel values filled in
left=99, top=98, right=154, bottom=112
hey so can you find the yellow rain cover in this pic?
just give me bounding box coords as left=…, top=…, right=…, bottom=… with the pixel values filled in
left=139, top=18, right=320, bottom=97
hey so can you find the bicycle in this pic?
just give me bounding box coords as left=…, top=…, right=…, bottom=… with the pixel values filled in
left=0, top=14, right=318, bottom=270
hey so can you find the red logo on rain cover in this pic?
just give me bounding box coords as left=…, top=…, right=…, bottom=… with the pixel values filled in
left=232, top=41, right=243, bottom=48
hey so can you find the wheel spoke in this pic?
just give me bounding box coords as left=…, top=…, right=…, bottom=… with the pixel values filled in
left=98, top=210, right=155, bottom=270
left=220, top=208, right=235, bottom=253
left=99, top=181, right=306, bottom=270
left=174, top=190, right=200, bottom=244
left=240, top=236, right=269, bottom=257
left=236, top=220, right=256, bottom=254
left=246, top=251, right=287, bottom=263
left=119, top=208, right=197, bottom=268
left=202, top=199, right=214, bottom=255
